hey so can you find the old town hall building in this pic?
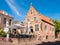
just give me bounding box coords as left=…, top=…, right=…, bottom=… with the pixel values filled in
left=24, top=4, right=55, bottom=41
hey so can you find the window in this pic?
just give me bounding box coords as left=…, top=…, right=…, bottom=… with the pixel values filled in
left=3, top=18, right=6, bottom=24
left=50, top=27, right=54, bottom=31
left=30, top=26, right=33, bottom=29
left=45, top=25, right=47, bottom=31
left=35, top=24, right=39, bottom=31
left=40, top=23, right=42, bottom=30
left=34, top=17, right=36, bottom=21
left=52, top=28, right=54, bottom=31
left=31, top=10, right=32, bottom=14
left=9, top=19, right=11, bottom=25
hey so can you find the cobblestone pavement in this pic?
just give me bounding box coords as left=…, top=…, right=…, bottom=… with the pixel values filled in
left=0, top=42, right=36, bottom=45
left=0, top=39, right=60, bottom=45
left=0, top=41, right=60, bottom=45
left=0, top=40, right=41, bottom=45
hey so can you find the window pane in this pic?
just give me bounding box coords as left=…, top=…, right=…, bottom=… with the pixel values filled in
left=40, top=23, right=42, bottom=30
left=9, top=19, right=11, bottom=25
left=45, top=25, right=47, bottom=31
left=34, top=17, right=36, bottom=21
left=3, top=18, right=6, bottom=24
left=35, top=24, right=39, bottom=31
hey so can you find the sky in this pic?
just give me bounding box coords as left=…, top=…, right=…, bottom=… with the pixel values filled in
left=0, top=0, right=60, bottom=22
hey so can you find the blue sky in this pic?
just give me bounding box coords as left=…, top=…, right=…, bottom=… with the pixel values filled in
left=0, top=0, right=60, bottom=22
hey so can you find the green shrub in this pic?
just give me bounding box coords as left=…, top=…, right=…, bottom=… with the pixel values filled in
left=0, top=29, right=6, bottom=37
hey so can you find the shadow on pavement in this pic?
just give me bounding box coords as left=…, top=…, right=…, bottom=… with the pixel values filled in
left=36, top=41, right=60, bottom=45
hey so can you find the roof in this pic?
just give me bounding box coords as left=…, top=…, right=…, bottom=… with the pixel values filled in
left=0, top=10, right=13, bottom=18
left=39, top=14, right=54, bottom=25
left=27, top=4, right=54, bottom=25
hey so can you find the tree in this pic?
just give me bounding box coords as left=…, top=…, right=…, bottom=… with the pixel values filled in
left=52, top=19, right=60, bottom=37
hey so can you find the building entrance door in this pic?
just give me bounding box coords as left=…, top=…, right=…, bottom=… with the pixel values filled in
left=30, top=26, right=33, bottom=33
left=31, top=29, right=33, bottom=33
left=46, top=35, right=48, bottom=39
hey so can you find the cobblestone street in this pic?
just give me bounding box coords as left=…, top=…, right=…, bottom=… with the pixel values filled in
left=0, top=41, right=60, bottom=45
left=0, top=39, right=60, bottom=45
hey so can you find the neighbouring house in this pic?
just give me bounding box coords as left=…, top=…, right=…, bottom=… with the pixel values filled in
left=0, top=10, right=26, bottom=35
left=24, top=4, right=55, bottom=41
left=0, top=10, right=13, bottom=31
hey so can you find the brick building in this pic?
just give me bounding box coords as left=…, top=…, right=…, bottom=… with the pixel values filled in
left=0, top=10, right=25, bottom=35
left=0, top=10, right=13, bottom=31
left=24, top=4, right=55, bottom=41
left=0, top=4, right=55, bottom=41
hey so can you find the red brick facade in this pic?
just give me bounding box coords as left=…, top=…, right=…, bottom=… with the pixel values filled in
left=24, top=4, right=55, bottom=41
left=0, top=10, right=13, bottom=30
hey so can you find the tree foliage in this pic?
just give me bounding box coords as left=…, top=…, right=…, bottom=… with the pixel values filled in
left=0, top=28, right=6, bottom=37
left=52, top=19, right=60, bottom=36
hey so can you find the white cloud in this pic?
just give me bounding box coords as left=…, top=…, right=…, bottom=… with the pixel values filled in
left=5, top=0, right=22, bottom=17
